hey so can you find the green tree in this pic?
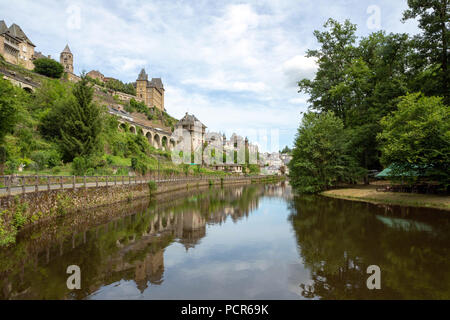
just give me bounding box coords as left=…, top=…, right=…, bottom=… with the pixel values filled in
left=0, top=78, right=21, bottom=143
left=403, top=0, right=449, bottom=103
left=281, top=146, right=292, bottom=154
left=289, top=111, right=363, bottom=193
left=298, top=19, right=357, bottom=121
left=0, top=78, right=24, bottom=173
left=378, top=93, right=450, bottom=187
left=298, top=20, right=412, bottom=174
left=33, top=58, right=64, bottom=79
left=59, top=75, right=103, bottom=161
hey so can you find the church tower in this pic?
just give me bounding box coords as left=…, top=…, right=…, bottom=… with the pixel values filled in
left=60, top=44, right=73, bottom=73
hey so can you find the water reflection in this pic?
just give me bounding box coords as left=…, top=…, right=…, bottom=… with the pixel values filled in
left=0, top=182, right=449, bottom=300
left=289, top=196, right=450, bottom=299
left=0, top=184, right=271, bottom=299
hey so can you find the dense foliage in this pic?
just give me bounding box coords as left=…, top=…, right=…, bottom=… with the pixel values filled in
left=86, top=75, right=136, bottom=96
left=378, top=93, right=450, bottom=187
left=291, top=1, right=449, bottom=193
left=289, top=112, right=363, bottom=193
left=58, top=75, right=103, bottom=161
left=33, top=58, right=64, bottom=79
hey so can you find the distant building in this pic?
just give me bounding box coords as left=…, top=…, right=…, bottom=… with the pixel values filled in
left=0, top=20, right=36, bottom=70
left=60, top=44, right=80, bottom=82
left=212, top=163, right=243, bottom=174
left=87, top=70, right=105, bottom=82
left=175, top=112, right=206, bottom=155
left=135, top=68, right=165, bottom=111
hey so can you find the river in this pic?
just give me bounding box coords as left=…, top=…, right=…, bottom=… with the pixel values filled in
left=0, top=182, right=449, bottom=299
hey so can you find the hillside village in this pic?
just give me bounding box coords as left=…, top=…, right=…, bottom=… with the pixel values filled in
left=0, top=19, right=290, bottom=176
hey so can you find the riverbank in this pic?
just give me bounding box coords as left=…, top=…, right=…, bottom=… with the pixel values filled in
left=321, top=185, right=450, bottom=211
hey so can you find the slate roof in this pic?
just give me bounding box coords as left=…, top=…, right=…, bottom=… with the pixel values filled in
left=7, top=23, right=35, bottom=46
left=177, top=112, right=206, bottom=128
left=149, top=77, right=164, bottom=89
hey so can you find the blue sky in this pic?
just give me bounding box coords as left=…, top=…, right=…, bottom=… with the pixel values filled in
left=1, top=0, right=419, bottom=152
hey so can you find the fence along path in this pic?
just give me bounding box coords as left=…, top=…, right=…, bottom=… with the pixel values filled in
left=0, top=174, right=266, bottom=196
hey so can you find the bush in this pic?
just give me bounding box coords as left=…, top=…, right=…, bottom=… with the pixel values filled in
left=116, top=167, right=129, bottom=176
left=0, top=210, right=17, bottom=247
left=30, top=150, right=62, bottom=171
left=72, top=156, right=88, bottom=175
left=51, top=166, right=62, bottom=174
left=33, top=58, right=64, bottom=78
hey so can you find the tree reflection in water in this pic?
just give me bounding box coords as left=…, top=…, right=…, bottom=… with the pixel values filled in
left=289, top=195, right=450, bottom=299
left=0, top=185, right=265, bottom=299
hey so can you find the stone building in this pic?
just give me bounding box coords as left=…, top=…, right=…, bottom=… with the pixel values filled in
left=87, top=70, right=105, bottom=82
left=0, top=20, right=35, bottom=70
left=174, top=112, right=206, bottom=162
left=135, top=68, right=165, bottom=111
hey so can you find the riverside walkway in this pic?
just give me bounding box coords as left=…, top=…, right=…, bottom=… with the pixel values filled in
left=0, top=175, right=262, bottom=197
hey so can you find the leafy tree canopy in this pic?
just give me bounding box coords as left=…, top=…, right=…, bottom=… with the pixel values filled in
left=33, top=58, right=64, bottom=79
left=288, top=111, right=364, bottom=193
left=378, top=93, right=450, bottom=186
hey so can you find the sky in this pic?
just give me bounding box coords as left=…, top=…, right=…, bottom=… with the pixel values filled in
left=0, top=0, right=419, bottom=152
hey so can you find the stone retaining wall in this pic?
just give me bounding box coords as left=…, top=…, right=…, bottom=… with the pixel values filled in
left=0, top=177, right=265, bottom=229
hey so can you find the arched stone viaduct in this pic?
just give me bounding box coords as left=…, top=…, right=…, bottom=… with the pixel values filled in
left=117, top=118, right=177, bottom=151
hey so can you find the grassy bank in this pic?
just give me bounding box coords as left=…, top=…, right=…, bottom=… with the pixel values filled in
left=321, top=185, right=450, bottom=211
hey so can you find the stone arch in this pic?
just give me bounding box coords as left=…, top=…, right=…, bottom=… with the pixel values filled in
left=146, top=132, right=153, bottom=145
left=130, top=126, right=136, bottom=134
left=23, top=86, right=33, bottom=93
left=119, top=123, right=127, bottom=132
left=153, top=134, right=161, bottom=149
left=137, top=127, right=144, bottom=135
left=162, top=136, right=168, bottom=150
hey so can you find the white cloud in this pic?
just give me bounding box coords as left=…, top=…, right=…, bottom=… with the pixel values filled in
left=282, top=55, right=317, bottom=87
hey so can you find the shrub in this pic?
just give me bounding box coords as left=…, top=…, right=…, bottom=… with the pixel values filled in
left=33, top=58, right=64, bottom=78
left=72, top=156, right=88, bottom=175
left=0, top=212, right=17, bottom=247
left=56, top=194, right=73, bottom=216
left=51, top=166, right=62, bottom=174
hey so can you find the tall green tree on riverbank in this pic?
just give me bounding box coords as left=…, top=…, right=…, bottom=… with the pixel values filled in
left=378, top=93, right=450, bottom=187
left=298, top=19, right=412, bottom=173
left=59, top=75, right=103, bottom=161
left=288, top=111, right=363, bottom=194
left=402, top=0, right=449, bottom=104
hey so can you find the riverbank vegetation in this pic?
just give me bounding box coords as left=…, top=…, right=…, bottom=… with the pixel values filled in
left=289, top=1, right=449, bottom=194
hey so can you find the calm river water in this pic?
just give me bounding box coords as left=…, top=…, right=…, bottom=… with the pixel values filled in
left=1, top=182, right=449, bottom=299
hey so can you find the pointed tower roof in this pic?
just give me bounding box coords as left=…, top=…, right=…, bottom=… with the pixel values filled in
left=62, top=44, right=72, bottom=54
left=137, top=68, right=148, bottom=81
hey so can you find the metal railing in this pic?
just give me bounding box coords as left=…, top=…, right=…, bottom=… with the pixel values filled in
left=0, top=173, right=271, bottom=196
